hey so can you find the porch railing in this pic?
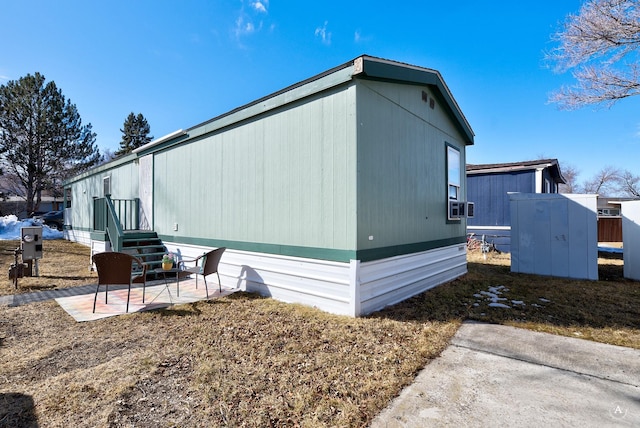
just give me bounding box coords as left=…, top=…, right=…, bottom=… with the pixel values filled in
left=93, top=196, right=140, bottom=251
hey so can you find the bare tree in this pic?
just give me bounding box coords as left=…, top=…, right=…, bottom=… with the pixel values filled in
left=617, top=169, right=640, bottom=196
left=548, top=0, right=640, bottom=108
left=558, top=163, right=581, bottom=193
left=582, top=165, right=621, bottom=194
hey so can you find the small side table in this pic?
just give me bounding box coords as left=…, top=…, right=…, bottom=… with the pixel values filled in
left=149, top=267, right=183, bottom=301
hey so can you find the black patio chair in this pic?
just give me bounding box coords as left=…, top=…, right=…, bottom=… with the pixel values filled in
left=91, top=252, right=147, bottom=313
left=179, top=247, right=226, bottom=298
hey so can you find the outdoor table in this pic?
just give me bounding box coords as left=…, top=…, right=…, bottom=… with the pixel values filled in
left=150, top=267, right=184, bottom=298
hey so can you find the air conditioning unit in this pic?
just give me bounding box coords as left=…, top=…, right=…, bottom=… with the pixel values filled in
left=448, top=201, right=475, bottom=220
left=448, top=201, right=465, bottom=220
left=467, top=201, right=475, bottom=218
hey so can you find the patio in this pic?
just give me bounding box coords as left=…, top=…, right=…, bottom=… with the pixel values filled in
left=1, top=277, right=238, bottom=322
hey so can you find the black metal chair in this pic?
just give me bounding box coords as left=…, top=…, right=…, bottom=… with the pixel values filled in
left=91, top=252, right=147, bottom=313
left=179, top=247, right=226, bottom=298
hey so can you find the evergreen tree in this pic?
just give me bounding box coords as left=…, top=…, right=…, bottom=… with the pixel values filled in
left=116, top=112, right=153, bottom=156
left=0, top=72, right=100, bottom=213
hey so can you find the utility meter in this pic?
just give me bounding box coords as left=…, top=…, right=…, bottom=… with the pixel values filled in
left=21, top=226, right=43, bottom=261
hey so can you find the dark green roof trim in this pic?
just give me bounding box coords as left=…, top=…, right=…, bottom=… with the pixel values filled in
left=133, top=132, right=190, bottom=157
left=158, top=234, right=466, bottom=263
left=69, top=54, right=473, bottom=181
left=353, top=56, right=474, bottom=146
left=159, top=234, right=356, bottom=262
left=355, top=236, right=467, bottom=262
left=90, top=230, right=107, bottom=241
left=63, top=153, right=137, bottom=186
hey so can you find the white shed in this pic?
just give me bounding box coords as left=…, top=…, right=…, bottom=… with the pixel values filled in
left=509, top=193, right=598, bottom=280
left=621, top=200, right=640, bottom=281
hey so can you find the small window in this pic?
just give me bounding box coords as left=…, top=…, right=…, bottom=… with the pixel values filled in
left=65, top=188, right=72, bottom=209
left=103, top=176, right=111, bottom=196
left=447, top=145, right=461, bottom=201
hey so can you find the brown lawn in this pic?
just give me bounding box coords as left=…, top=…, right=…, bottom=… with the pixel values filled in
left=0, top=240, right=638, bottom=427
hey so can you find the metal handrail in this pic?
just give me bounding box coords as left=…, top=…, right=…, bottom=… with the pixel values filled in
left=93, top=196, right=140, bottom=252
left=105, top=196, right=124, bottom=251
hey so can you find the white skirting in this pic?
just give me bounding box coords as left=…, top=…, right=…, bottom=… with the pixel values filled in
left=75, top=233, right=468, bottom=317
left=170, top=242, right=468, bottom=317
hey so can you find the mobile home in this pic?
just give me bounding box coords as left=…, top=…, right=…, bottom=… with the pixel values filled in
left=64, top=55, right=475, bottom=316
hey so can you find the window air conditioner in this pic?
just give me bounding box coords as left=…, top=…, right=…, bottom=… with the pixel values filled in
left=448, top=201, right=474, bottom=220
left=466, top=201, right=475, bottom=218
left=448, top=201, right=464, bottom=220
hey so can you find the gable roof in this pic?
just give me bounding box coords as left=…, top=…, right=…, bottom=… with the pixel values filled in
left=352, top=56, right=474, bottom=145
left=466, top=159, right=566, bottom=184
left=134, top=55, right=474, bottom=157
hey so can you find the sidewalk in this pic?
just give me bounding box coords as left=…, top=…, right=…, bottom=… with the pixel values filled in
left=0, top=283, right=138, bottom=307
left=371, top=321, right=640, bottom=427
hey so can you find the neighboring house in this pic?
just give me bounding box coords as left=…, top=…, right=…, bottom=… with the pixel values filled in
left=597, top=197, right=638, bottom=242
left=0, top=195, right=65, bottom=219
left=466, top=159, right=566, bottom=253
left=63, top=55, right=475, bottom=317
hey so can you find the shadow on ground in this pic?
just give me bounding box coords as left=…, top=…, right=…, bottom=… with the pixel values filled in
left=0, top=392, right=38, bottom=427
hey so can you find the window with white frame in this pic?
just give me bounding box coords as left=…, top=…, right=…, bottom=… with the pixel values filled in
left=103, top=176, right=111, bottom=197
left=447, top=145, right=461, bottom=201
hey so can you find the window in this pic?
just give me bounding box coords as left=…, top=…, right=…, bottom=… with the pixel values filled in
left=447, top=145, right=460, bottom=201
left=446, top=144, right=464, bottom=221
left=103, top=176, right=111, bottom=197
left=65, top=188, right=72, bottom=209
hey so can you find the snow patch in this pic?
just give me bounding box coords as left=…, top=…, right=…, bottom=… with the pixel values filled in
left=488, top=302, right=511, bottom=308
left=0, top=215, right=63, bottom=240
left=473, top=285, right=549, bottom=312
left=475, top=285, right=511, bottom=308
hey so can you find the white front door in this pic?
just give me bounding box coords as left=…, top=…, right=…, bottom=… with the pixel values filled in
left=139, top=155, right=153, bottom=230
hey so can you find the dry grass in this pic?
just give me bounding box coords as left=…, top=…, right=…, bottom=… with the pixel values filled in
left=0, top=240, right=96, bottom=294
left=0, top=240, right=639, bottom=427
left=460, top=249, right=640, bottom=348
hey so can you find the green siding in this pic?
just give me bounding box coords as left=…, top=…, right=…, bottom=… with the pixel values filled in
left=355, top=80, right=467, bottom=250
left=152, top=84, right=358, bottom=252
left=68, top=162, right=139, bottom=231
left=156, top=234, right=464, bottom=263
left=66, top=57, right=473, bottom=263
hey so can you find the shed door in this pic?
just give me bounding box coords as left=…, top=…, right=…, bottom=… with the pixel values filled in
left=622, top=201, right=640, bottom=281
left=139, top=155, right=153, bottom=230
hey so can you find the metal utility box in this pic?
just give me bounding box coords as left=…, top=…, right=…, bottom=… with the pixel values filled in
left=21, top=226, right=43, bottom=261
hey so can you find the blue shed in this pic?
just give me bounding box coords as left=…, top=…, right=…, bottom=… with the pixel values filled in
left=466, top=159, right=566, bottom=252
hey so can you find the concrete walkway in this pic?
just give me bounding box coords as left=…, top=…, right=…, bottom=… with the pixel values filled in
left=4, top=290, right=639, bottom=426
left=371, top=321, right=640, bottom=427
left=0, top=283, right=144, bottom=307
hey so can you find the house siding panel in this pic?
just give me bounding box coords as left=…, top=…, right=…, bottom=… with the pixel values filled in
left=467, top=170, right=534, bottom=227
left=66, top=162, right=139, bottom=233
left=64, top=56, right=474, bottom=316
left=355, top=80, right=467, bottom=251
left=152, top=84, right=358, bottom=253
left=358, top=244, right=467, bottom=314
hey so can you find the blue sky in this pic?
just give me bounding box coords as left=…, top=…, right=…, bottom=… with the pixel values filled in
left=2, top=0, right=638, bottom=183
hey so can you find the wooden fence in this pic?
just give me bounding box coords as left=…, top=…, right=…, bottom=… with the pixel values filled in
left=598, top=217, right=622, bottom=242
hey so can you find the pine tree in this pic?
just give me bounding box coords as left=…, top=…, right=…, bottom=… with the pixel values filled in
left=0, top=72, right=100, bottom=214
left=116, top=112, right=153, bottom=156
